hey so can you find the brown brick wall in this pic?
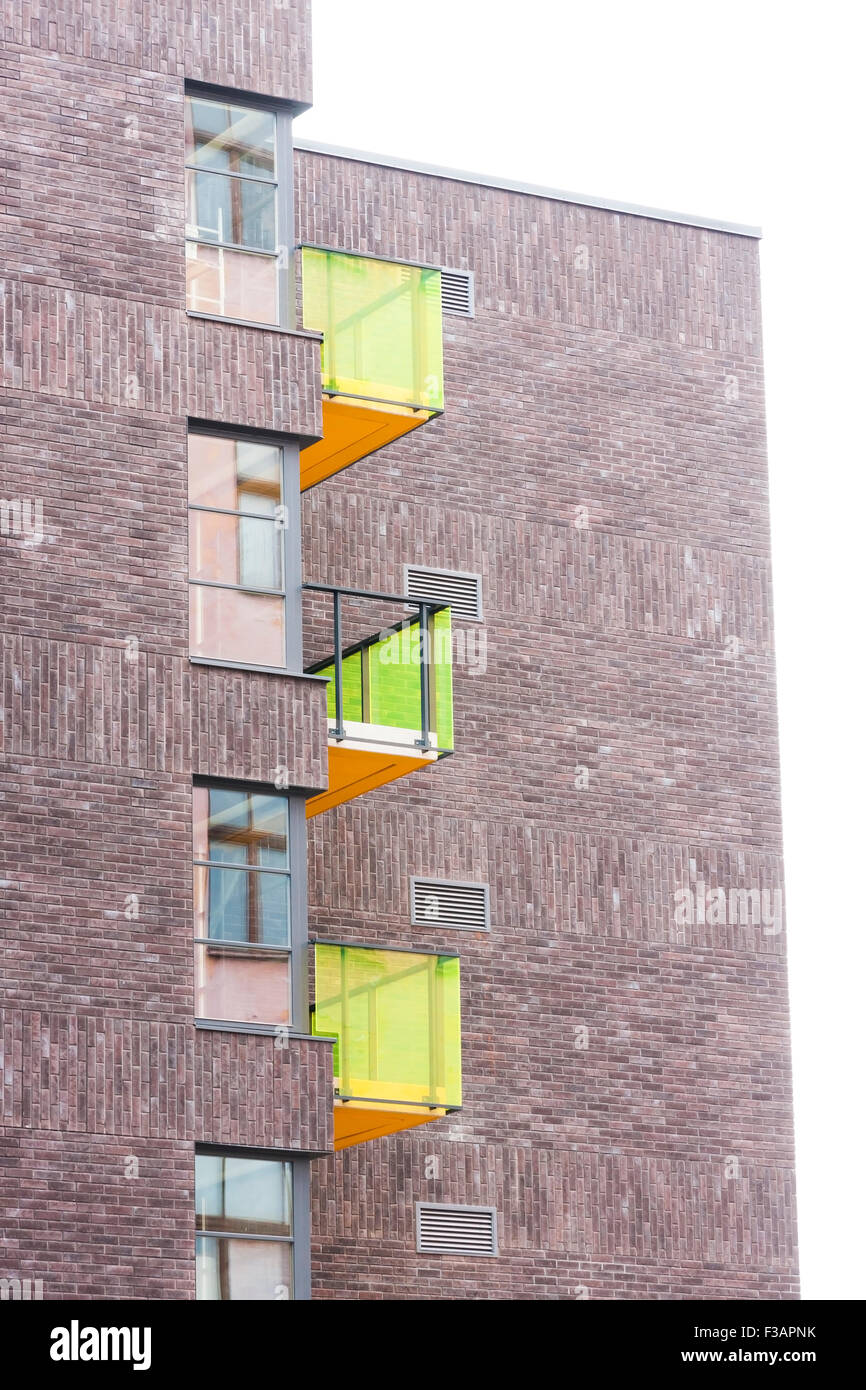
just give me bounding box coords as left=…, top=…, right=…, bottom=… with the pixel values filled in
left=0, top=0, right=326, bottom=1302
left=0, top=1008, right=332, bottom=1152
left=296, top=151, right=797, bottom=1299
left=0, top=0, right=797, bottom=1302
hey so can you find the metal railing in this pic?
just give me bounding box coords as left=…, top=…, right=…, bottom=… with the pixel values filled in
left=302, top=582, right=450, bottom=752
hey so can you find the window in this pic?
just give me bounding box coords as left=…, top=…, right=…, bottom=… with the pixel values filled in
left=196, top=1152, right=295, bottom=1299
left=193, top=784, right=293, bottom=1026
left=184, top=93, right=288, bottom=326
left=188, top=430, right=298, bottom=670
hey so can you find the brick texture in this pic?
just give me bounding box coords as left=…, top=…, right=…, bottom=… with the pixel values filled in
left=0, top=0, right=326, bottom=1302
left=0, top=0, right=797, bottom=1303
left=296, top=151, right=798, bottom=1299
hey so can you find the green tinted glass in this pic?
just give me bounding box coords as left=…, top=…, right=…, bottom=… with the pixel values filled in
left=319, top=611, right=453, bottom=746
left=302, top=248, right=444, bottom=410
left=321, top=649, right=363, bottom=723
left=312, top=944, right=461, bottom=1108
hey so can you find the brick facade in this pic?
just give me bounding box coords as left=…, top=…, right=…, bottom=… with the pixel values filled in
left=297, top=151, right=797, bottom=1298
left=0, top=0, right=797, bottom=1300
left=1, top=0, right=333, bottom=1301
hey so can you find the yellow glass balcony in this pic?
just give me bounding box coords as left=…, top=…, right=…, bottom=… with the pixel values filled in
left=312, top=943, right=462, bottom=1149
left=299, top=247, right=444, bottom=490
left=304, top=584, right=453, bottom=818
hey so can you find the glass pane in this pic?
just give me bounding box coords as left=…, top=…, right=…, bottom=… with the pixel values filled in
left=186, top=242, right=278, bottom=325
left=196, top=1155, right=292, bottom=1234
left=367, top=624, right=424, bottom=731
left=189, top=584, right=284, bottom=666
left=312, top=945, right=462, bottom=1107
left=189, top=510, right=282, bottom=589
left=317, top=611, right=452, bottom=744
left=185, top=97, right=275, bottom=178
left=193, top=865, right=289, bottom=945
left=194, top=787, right=289, bottom=869
left=195, top=941, right=290, bottom=1025
left=188, top=435, right=282, bottom=514
left=302, top=247, right=444, bottom=409
left=186, top=169, right=275, bottom=251
left=320, top=649, right=364, bottom=724
left=196, top=1236, right=293, bottom=1301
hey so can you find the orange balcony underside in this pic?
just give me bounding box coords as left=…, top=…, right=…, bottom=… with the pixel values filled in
left=299, top=396, right=437, bottom=491
left=333, top=1100, right=446, bottom=1150
left=306, top=731, right=439, bottom=819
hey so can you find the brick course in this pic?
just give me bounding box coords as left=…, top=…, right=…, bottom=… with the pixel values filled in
left=297, top=151, right=797, bottom=1299
left=0, top=0, right=327, bottom=1302
left=0, top=0, right=797, bottom=1301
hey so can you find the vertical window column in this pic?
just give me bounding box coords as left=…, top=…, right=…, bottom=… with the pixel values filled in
left=184, top=94, right=288, bottom=326
left=188, top=430, right=298, bottom=670
left=196, top=1152, right=304, bottom=1300
left=193, top=784, right=294, bottom=1027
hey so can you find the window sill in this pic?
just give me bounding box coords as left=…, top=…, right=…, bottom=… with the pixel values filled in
left=189, top=656, right=330, bottom=682
left=186, top=310, right=322, bottom=341
left=194, top=1019, right=332, bottom=1043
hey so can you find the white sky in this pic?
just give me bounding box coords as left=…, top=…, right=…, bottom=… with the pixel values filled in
left=296, top=0, right=866, bottom=1300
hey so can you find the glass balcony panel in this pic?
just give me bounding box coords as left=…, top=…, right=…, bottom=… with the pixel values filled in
left=185, top=98, right=276, bottom=178
left=312, top=944, right=461, bottom=1108
left=194, top=941, right=290, bottom=1025
left=186, top=242, right=278, bottom=324
left=196, top=1235, right=292, bottom=1301
left=322, top=649, right=363, bottom=724
left=318, top=610, right=452, bottom=744
left=301, top=247, right=444, bottom=411
left=189, top=585, right=284, bottom=666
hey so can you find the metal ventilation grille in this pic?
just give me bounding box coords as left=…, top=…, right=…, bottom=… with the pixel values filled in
left=440, top=268, right=474, bottom=317
left=404, top=566, right=483, bottom=621
left=411, top=878, right=490, bottom=931
left=416, top=1203, right=498, bottom=1256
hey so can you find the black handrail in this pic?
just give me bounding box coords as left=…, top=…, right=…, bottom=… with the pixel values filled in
left=302, top=582, right=449, bottom=751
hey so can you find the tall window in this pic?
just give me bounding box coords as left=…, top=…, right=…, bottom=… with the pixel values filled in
left=184, top=94, right=284, bottom=325
left=188, top=431, right=292, bottom=669
left=193, top=784, right=292, bottom=1026
left=196, top=1152, right=294, bottom=1300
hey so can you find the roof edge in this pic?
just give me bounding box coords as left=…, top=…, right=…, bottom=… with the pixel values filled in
left=293, top=138, right=762, bottom=240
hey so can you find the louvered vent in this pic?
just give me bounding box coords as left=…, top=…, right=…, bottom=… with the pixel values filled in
left=411, top=878, right=490, bottom=931
left=404, top=566, right=483, bottom=621
left=440, top=268, right=474, bottom=317
left=416, top=1202, right=498, bottom=1256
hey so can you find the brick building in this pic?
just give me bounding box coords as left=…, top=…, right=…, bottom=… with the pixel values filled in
left=0, top=1, right=797, bottom=1300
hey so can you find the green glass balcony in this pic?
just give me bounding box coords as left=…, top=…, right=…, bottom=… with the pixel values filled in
left=312, top=943, right=462, bottom=1149
left=299, top=247, right=444, bottom=490
left=304, top=584, right=453, bottom=818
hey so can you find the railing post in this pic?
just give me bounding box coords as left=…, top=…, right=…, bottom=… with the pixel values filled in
left=333, top=590, right=345, bottom=741
left=417, top=602, right=430, bottom=751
